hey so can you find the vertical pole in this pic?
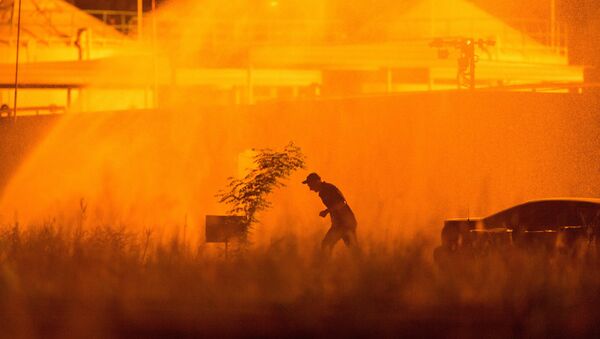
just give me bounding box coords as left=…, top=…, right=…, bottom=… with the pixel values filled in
left=137, top=0, right=143, bottom=40
left=13, top=0, right=22, bottom=121
left=151, top=0, right=158, bottom=108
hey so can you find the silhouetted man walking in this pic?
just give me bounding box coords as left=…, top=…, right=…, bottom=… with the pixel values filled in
left=302, top=173, right=359, bottom=255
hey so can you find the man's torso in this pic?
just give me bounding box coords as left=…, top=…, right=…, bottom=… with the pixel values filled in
left=319, top=182, right=356, bottom=229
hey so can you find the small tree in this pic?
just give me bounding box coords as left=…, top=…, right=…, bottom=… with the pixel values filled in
left=217, top=142, right=305, bottom=241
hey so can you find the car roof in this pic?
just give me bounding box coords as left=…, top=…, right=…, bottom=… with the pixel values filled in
left=482, top=197, right=600, bottom=230
left=522, top=197, right=600, bottom=204
left=490, top=198, right=600, bottom=215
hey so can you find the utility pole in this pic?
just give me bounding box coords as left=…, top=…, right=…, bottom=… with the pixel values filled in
left=151, top=0, right=158, bottom=108
left=13, top=0, right=22, bottom=121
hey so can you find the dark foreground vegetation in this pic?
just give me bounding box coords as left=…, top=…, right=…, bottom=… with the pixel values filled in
left=1, top=224, right=600, bottom=338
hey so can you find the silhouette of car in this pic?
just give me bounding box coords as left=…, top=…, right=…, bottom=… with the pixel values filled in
left=434, top=198, right=600, bottom=264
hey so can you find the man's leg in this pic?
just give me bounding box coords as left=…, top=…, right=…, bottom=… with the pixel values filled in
left=342, top=228, right=362, bottom=257
left=322, top=226, right=343, bottom=256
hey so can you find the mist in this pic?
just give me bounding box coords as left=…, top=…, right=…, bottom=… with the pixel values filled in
left=2, top=1, right=600, bottom=337
left=1, top=93, right=599, bottom=249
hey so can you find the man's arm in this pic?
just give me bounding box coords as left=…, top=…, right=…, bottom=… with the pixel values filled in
left=319, top=200, right=347, bottom=217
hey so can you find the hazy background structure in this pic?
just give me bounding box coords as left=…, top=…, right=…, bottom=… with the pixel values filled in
left=0, top=0, right=598, bottom=113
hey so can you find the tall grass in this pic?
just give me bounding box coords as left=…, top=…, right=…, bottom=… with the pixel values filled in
left=0, top=222, right=599, bottom=338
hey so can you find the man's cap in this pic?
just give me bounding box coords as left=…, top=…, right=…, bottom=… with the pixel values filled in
left=302, top=172, right=321, bottom=184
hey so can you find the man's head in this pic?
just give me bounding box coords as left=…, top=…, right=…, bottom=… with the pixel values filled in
left=302, top=172, right=322, bottom=192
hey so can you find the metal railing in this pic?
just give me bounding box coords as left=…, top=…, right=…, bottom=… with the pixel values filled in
left=479, top=82, right=600, bottom=93
left=0, top=104, right=66, bottom=118
left=0, top=8, right=133, bottom=47
left=0, top=8, right=570, bottom=57
left=84, top=10, right=138, bottom=36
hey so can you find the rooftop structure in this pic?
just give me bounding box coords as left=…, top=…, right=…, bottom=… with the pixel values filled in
left=0, top=0, right=587, bottom=115
left=0, top=0, right=129, bottom=62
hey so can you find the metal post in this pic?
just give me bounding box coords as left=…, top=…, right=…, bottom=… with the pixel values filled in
left=151, top=0, right=158, bottom=108
left=12, top=0, right=22, bottom=121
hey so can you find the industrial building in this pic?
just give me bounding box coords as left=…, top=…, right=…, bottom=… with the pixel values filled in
left=0, top=0, right=586, bottom=115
